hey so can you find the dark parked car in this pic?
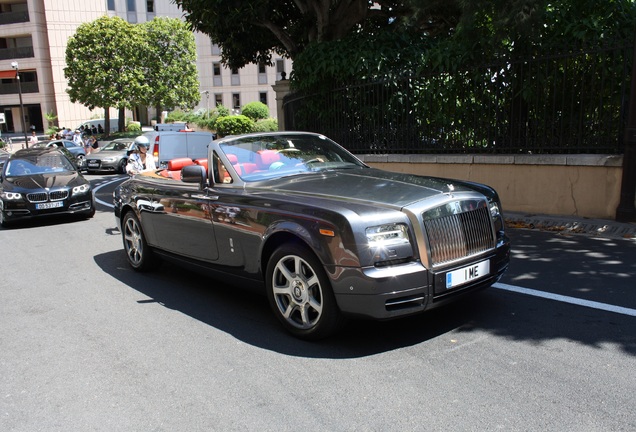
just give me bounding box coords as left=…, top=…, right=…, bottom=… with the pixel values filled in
left=0, top=147, right=95, bottom=227
left=32, top=139, right=87, bottom=170
left=114, top=132, right=510, bottom=339
left=86, top=138, right=134, bottom=174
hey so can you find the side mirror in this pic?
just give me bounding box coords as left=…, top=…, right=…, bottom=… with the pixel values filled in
left=181, top=164, right=207, bottom=189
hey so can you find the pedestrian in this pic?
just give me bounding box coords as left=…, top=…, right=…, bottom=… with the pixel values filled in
left=28, top=130, right=38, bottom=146
left=126, top=136, right=156, bottom=175
left=72, top=129, right=82, bottom=145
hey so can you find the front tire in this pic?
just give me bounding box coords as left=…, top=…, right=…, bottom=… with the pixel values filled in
left=266, top=244, right=343, bottom=340
left=122, top=211, right=154, bottom=271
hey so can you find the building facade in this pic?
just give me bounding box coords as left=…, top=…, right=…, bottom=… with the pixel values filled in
left=0, top=0, right=292, bottom=135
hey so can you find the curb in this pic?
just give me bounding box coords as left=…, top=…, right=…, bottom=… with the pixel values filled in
left=504, top=212, right=636, bottom=240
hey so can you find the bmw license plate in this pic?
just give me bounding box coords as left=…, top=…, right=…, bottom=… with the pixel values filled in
left=36, top=201, right=64, bottom=210
left=445, top=259, right=490, bottom=289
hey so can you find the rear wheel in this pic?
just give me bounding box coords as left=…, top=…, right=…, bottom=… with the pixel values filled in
left=266, top=244, right=344, bottom=340
left=122, top=211, right=154, bottom=271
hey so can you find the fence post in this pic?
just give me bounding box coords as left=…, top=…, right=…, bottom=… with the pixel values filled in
left=616, top=35, right=636, bottom=222
left=272, top=73, right=291, bottom=131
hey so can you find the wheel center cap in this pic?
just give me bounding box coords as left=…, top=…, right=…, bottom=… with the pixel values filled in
left=292, top=280, right=305, bottom=301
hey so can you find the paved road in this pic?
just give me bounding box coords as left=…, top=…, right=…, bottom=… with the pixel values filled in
left=1, top=173, right=634, bottom=431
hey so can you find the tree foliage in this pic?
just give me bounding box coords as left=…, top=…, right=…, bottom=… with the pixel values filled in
left=65, top=16, right=200, bottom=133
left=65, top=16, right=145, bottom=134
left=141, top=17, right=200, bottom=120
left=171, top=0, right=459, bottom=69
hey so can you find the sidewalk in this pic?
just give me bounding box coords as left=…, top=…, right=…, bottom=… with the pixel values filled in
left=505, top=211, right=636, bottom=240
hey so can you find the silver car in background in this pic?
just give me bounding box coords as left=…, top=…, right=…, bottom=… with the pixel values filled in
left=86, top=138, right=134, bottom=174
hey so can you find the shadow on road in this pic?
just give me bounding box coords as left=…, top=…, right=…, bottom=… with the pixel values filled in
left=94, top=227, right=636, bottom=358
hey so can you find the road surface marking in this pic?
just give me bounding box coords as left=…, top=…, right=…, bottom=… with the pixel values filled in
left=493, top=282, right=636, bottom=317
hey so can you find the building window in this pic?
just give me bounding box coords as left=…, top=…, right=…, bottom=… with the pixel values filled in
left=231, top=67, right=240, bottom=86
left=211, top=42, right=221, bottom=56
left=107, top=0, right=115, bottom=10
left=259, top=92, right=268, bottom=106
left=214, top=94, right=223, bottom=108
left=126, top=0, right=137, bottom=22
left=276, top=59, right=286, bottom=80
left=232, top=93, right=240, bottom=110
left=258, top=62, right=268, bottom=84
left=213, top=62, right=222, bottom=86
left=146, top=1, right=155, bottom=13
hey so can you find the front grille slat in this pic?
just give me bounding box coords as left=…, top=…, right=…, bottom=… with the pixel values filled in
left=424, top=206, right=495, bottom=267
left=27, top=193, right=47, bottom=203
left=26, top=190, right=69, bottom=203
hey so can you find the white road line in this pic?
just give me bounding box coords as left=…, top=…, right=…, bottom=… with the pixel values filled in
left=92, top=176, right=126, bottom=208
left=493, top=282, right=636, bottom=317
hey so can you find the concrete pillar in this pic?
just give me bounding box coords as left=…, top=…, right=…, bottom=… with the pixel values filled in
left=272, top=75, right=291, bottom=131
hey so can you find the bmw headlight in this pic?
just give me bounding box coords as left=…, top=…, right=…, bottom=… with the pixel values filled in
left=72, top=184, right=91, bottom=195
left=1, top=192, right=22, bottom=200
left=366, top=223, right=410, bottom=248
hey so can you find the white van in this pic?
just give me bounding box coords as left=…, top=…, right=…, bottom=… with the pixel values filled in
left=143, top=130, right=214, bottom=168
left=77, top=118, right=119, bottom=133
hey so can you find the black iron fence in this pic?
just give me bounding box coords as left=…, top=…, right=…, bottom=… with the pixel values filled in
left=284, top=40, right=634, bottom=155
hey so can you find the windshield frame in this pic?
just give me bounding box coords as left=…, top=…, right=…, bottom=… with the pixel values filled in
left=216, top=132, right=367, bottom=183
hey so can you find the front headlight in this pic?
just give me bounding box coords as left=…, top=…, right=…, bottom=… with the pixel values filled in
left=102, top=157, right=117, bottom=162
left=366, top=223, right=410, bottom=248
left=1, top=192, right=22, bottom=200
left=72, top=184, right=91, bottom=195
left=489, top=200, right=500, bottom=218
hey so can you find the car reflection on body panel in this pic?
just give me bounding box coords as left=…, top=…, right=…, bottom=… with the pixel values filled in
left=114, top=131, right=510, bottom=340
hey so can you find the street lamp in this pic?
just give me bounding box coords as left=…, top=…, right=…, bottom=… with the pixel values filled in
left=11, top=61, right=28, bottom=148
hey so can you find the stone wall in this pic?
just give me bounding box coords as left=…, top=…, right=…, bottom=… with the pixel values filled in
left=358, top=154, right=624, bottom=220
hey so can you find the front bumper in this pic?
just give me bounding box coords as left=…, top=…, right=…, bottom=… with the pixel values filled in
left=330, top=238, right=510, bottom=320
left=1, top=198, right=94, bottom=222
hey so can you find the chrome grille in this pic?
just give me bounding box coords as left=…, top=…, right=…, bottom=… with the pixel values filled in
left=424, top=206, right=495, bottom=266
left=49, top=190, right=68, bottom=201
left=26, top=190, right=68, bottom=203
left=27, top=193, right=47, bottom=203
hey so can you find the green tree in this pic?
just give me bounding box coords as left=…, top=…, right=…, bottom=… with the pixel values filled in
left=64, top=16, right=146, bottom=134
left=171, top=0, right=454, bottom=69
left=141, top=17, right=200, bottom=121
left=241, top=101, right=269, bottom=121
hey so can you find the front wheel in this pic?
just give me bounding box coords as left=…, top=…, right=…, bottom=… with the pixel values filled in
left=122, top=211, right=154, bottom=271
left=266, top=244, right=344, bottom=340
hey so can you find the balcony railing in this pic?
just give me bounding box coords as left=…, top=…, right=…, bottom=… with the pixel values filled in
left=0, top=46, right=34, bottom=60
left=0, top=81, right=39, bottom=95
left=0, top=11, right=29, bottom=26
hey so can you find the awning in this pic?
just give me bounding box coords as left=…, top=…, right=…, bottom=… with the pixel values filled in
left=0, top=70, right=17, bottom=79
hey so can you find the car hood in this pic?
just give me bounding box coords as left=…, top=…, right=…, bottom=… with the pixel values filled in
left=3, top=172, right=85, bottom=191
left=252, top=168, right=495, bottom=209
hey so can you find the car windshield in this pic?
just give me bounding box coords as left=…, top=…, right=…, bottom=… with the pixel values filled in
left=5, top=153, right=76, bottom=176
left=219, top=134, right=365, bottom=182
left=101, top=141, right=130, bottom=151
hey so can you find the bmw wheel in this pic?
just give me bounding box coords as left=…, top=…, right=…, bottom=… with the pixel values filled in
left=266, top=244, right=344, bottom=340
left=122, top=211, right=154, bottom=271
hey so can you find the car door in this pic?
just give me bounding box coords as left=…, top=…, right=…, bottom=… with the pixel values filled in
left=140, top=176, right=220, bottom=262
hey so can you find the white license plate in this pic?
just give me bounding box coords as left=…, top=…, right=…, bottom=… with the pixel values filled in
left=445, top=259, right=490, bottom=289
left=36, top=201, right=64, bottom=210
